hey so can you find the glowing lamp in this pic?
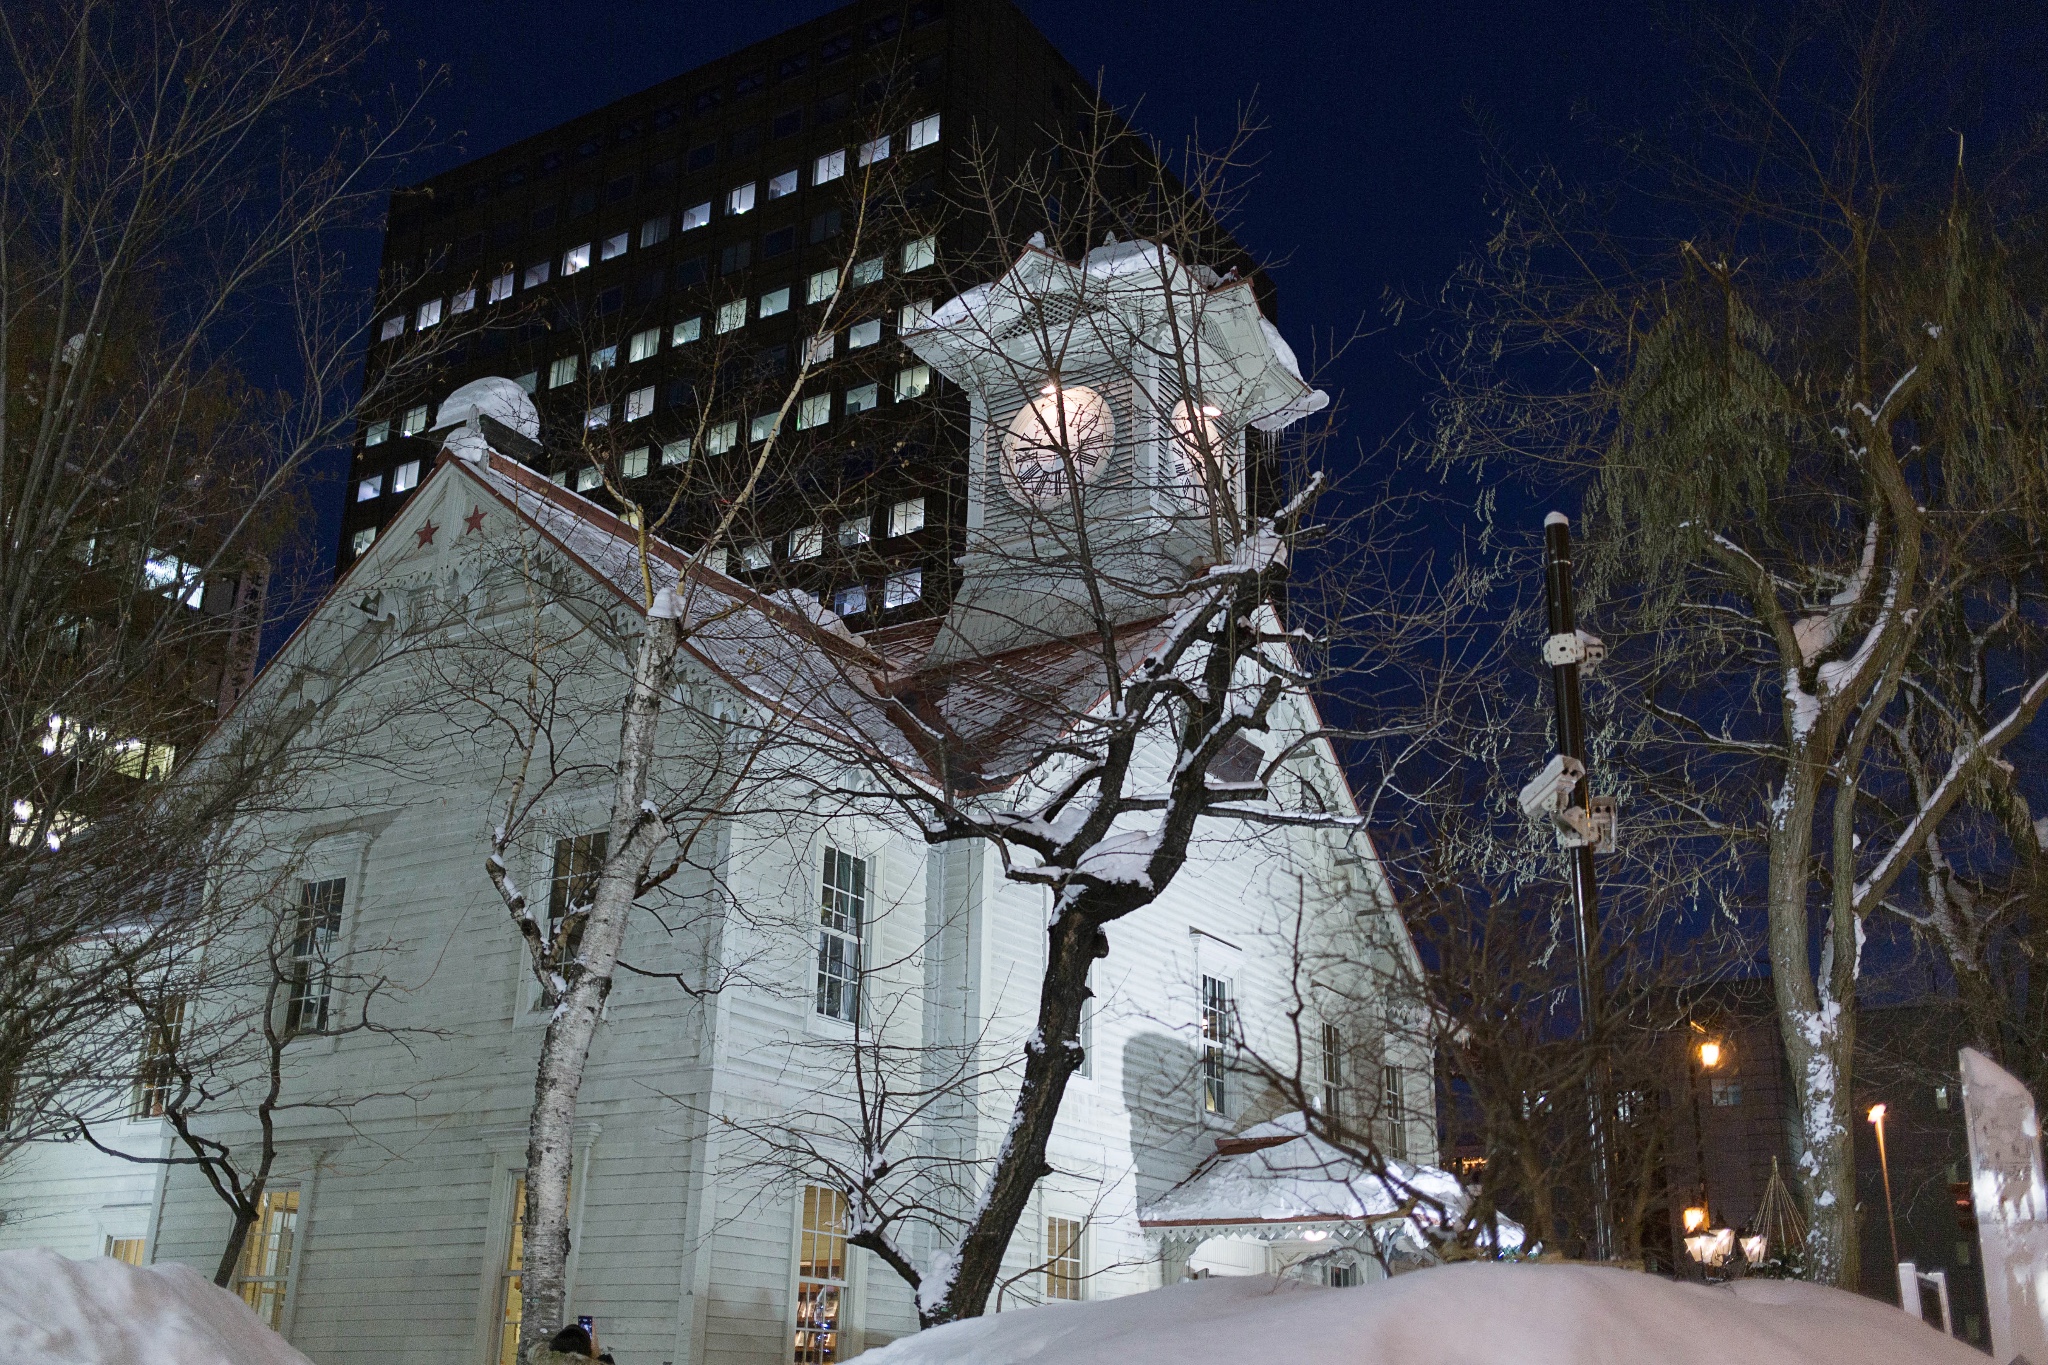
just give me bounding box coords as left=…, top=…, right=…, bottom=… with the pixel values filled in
left=1867, top=1102, right=1886, bottom=1125
left=1698, top=1041, right=1722, bottom=1069
left=1682, top=1205, right=1709, bottom=1233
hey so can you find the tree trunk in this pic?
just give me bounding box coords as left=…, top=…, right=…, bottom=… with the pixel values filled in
left=516, top=610, right=677, bottom=1362
left=213, top=1202, right=258, bottom=1287
left=880, top=895, right=1106, bottom=1325
left=1764, top=756, right=1859, bottom=1285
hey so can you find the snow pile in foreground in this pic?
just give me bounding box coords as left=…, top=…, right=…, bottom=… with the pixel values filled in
left=0, top=1248, right=315, bottom=1365
left=862, top=1263, right=1982, bottom=1365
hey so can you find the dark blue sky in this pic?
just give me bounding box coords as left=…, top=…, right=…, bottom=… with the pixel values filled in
left=289, top=0, right=1671, bottom=605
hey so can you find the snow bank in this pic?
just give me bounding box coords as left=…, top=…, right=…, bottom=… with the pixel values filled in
left=861, top=1263, right=1982, bottom=1365
left=0, top=1248, right=316, bottom=1365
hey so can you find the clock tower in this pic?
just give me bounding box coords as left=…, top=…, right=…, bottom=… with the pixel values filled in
left=903, top=236, right=1326, bottom=665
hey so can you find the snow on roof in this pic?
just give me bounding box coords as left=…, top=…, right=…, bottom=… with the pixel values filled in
left=445, top=453, right=925, bottom=770
left=1138, top=1112, right=1520, bottom=1254
left=857, top=1261, right=1984, bottom=1365
left=0, top=1247, right=316, bottom=1365
left=903, top=237, right=1328, bottom=434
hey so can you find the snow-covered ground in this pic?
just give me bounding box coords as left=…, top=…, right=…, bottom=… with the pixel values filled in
left=861, top=1263, right=1983, bottom=1365
left=0, top=1248, right=314, bottom=1365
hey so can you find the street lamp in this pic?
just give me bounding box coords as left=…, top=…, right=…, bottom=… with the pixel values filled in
left=1698, top=1040, right=1723, bottom=1070
left=1682, top=1206, right=1709, bottom=1234
left=1870, top=1103, right=1902, bottom=1268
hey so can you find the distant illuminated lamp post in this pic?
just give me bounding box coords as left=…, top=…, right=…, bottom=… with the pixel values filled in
left=1870, top=1103, right=1902, bottom=1267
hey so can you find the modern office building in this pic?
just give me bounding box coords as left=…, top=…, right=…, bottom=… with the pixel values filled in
left=340, top=0, right=1267, bottom=629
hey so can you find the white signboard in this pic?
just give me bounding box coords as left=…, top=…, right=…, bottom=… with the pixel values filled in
left=1961, top=1046, right=2048, bottom=1364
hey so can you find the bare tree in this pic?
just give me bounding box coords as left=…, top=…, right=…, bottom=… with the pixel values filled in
left=0, top=0, right=449, bottom=1157
left=1423, top=3, right=2048, bottom=1283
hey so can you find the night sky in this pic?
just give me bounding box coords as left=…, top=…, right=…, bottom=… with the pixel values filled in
left=290, top=0, right=1674, bottom=606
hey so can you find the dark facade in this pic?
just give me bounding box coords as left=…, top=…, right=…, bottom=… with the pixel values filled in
left=1853, top=1003, right=1992, bottom=1349
left=340, top=0, right=1249, bottom=630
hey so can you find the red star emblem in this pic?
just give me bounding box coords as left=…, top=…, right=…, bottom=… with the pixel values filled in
left=463, top=505, right=486, bottom=533
left=415, top=519, right=438, bottom=547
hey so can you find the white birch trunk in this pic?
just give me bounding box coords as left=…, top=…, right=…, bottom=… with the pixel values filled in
left=515, top=606, right=679, bottom=1362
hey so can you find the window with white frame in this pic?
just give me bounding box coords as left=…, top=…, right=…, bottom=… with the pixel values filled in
left=887, top=497, right=925, bottom=537
left=622, top=446, right=649, bottom=478
left=907, top=113, right=941, bottom=150
left=488, top=271, right=515, bottom=304
left=705, top=420, right=737, bottom=456
left=629, top=327, right=661, bottom=363
left=391, top=460, right=421, bottom=494
left=739, top=540, right=772, bottom=571
left=584, top=404, right=612, bottom=430
left=561, top=242, right=592, bottom=275
left=844, top=383, right=879, bottom=414
left=355, top=476, right=381, bottom=502
left=401, top=404, right=429, bottom=436
left=105, top=1236, right=145, bottom=1265
left=364, top=419, right=389, bottom=447
left=625, top=387, right=654, bottom=423
left=901, top=235, right=937, bottom=271
left=794, top=1185, right=849, bottom=1364
left=496, top=1175, right=527, bottom=1365
left=550, top=471, right=568, bottom=487
left=847, top=319, right=881, bottom=350
left=590, top=344, right=618, bottom=371
left=641, top=214, right=671, bottom=248
left=661, top=438, right=692, bottom=467
left=850, top=255, right=885, bottom=286
left=717, top=299, right=748, bottom=334
left=832, top=584, right=867, bottom=618
left=806, top=266, right=840, bottom=304
left=548, top=355, right=579, bottom=388
left=234, top=1187, right=299, bottom=1330
left=760, top=286, right=792, bottom=318
left=858, top=135, right=891, bottom=166
left=350, top=527, right=376, bottom=555
left=575, top=465, right=603, bottom=490
left=682, top=201, right=712, bottom=231
left=1316, top=1023, right=1343, bottom=1120
left=837, top=514, right=870, bottom=548
left=131, top=996, right=186, bottom=1119
left=805, top=333, right=837, bottom=365
left=524, top=261, right=551, bottom=289
left=1381, top=1063, right=1407, bottom=1157
left=796, top=394, right=831, bottom=430
left=673, top=316, right=704, bottom=346
left=1200, top=974, right=1232, bottom=1116
left=726, top=182, right=757, bottom=215
left=286, top=878, right=344, bottom=1034
left=816, top=848, right=865, bottom=1022
left=416, top=297, right=443, bottom=329
left=1044, top=1216, right=1084, bottom=1300
left=600, top=230, right=629, bottom=261
left=547, top=833, right=608, bottom=951
left=814, top=149, right=847, bottom=185
left=789, top=525, right=823, bottom=560
left=768, top=168, right=799, bottom=199
left=894, top=364, right=932, bottom=401
left=882, top=569, right=922, bottom=610
left=379, top=314, right=404, bottom=341
left=451, top=287, right=476, bottom=316
left=750, top=412, right=779, bottom=443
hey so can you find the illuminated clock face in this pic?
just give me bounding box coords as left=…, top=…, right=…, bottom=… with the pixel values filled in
left=1165, top=397, right=1233, bottom=505
left=1000, top=385, right=1115, bottom=507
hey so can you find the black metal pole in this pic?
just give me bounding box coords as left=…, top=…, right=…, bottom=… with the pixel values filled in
left=1543, top=511, right=1612, bottom=1259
